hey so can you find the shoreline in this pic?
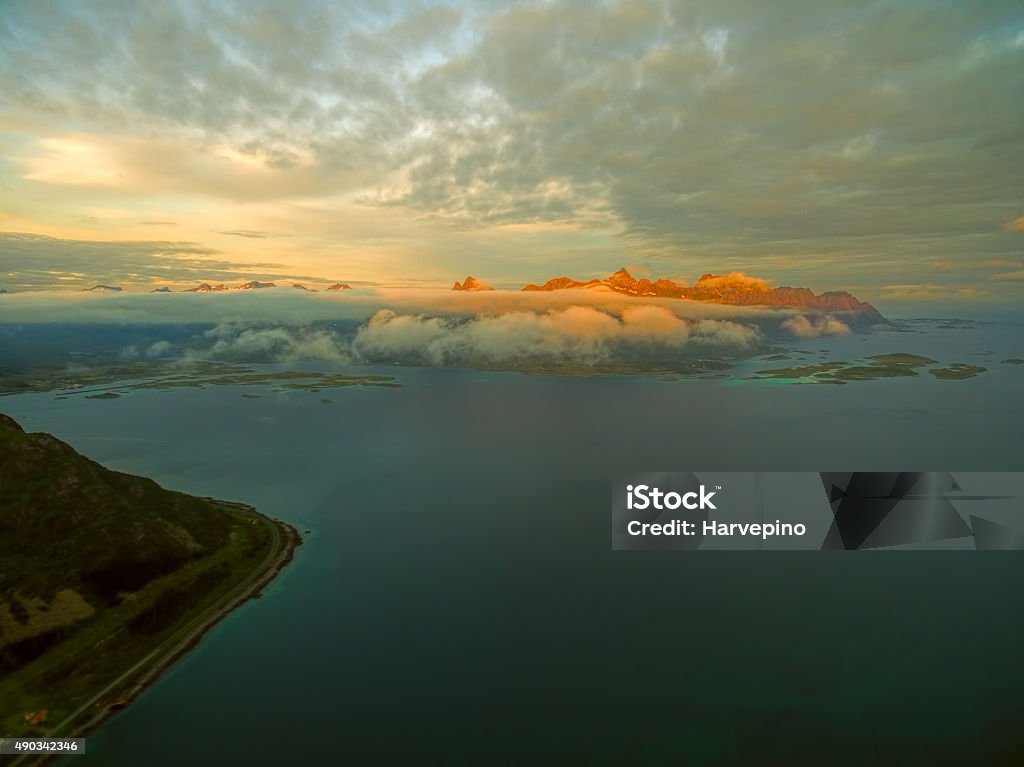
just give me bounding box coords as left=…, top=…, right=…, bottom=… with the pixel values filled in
left=16, top=503, right=302, bottom=766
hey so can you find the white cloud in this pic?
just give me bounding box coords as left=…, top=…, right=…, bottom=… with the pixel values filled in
left=782, top=314, right=851, bottom=338
left=350, top=305, right=759, bottom=366
left=194, top=324, right=352, bottom=363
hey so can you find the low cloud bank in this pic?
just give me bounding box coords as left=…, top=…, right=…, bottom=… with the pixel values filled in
left=196, top=324, right=352, bottom=363
left=782, top=315, right=851, bottom=338
left=181, top=305, right=762, bottom=367
left=2, top=289, right=877, bottom=369
left=0, top=286, right=779, bottom=325
left=352, top=306, right=760, bottom=365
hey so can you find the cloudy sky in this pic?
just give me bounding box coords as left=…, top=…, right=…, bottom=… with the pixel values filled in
left=1, top=0, right=1022, bottom=302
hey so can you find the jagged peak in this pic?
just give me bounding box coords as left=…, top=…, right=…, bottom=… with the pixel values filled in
left=517, top=268, right=880, bottom=317
left=452, top=275, right=494, bottom=291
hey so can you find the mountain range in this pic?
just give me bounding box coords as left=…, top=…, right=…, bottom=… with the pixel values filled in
left=24, top=271, right=876, bottom=316
left=517, top=268, right=881, bottom=316
left=177, top=281, right=352, bottom=293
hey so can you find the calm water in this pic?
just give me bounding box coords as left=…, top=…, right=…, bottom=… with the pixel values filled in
left=5, top=319, right=1021, bottom=765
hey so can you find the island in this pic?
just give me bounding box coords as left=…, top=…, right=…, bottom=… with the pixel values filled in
left=0, top=362, right=403, bottom=398
left=753, top=353, right=988, bottom=384
left=0, top=414, right=300, bottom=745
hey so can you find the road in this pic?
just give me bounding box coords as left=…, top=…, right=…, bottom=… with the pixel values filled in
left=10, top=507, right=288, bottom=766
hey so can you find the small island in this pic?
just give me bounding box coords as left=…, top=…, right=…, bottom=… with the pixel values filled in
left=753, top=353, right=987, bottom=384
left=929, top=364, right=987, bottom=380
left=0, top=361, right=403, bottom=399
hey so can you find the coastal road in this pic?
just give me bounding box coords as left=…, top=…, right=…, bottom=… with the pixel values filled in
left=11, top=506, right=287, bottom=766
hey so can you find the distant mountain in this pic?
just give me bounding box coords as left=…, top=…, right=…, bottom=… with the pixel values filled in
left=523, top=267, right=881, bottom=317
left=82, top=285, right=122, bottom=292
left=0, top=289, right=8, bottom=295
left=325, top=282, right=352, bottom=291
left=451, top=276, right=494, bottom=291
left=150, top=287, right=172, bottom=293
left=184, top=281, right=279, bottom=292
left=684, top=273, right=878, bottom=314
left=523, top=276, right=604, bottom=291
left=291, top=283, right=317, bottom=291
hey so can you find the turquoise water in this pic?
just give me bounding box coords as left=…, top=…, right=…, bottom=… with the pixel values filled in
left=5, top=319, right=1021, bottom=764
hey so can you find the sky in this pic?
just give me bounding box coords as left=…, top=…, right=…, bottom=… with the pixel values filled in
left=0, top=0, right=1022, bottom=304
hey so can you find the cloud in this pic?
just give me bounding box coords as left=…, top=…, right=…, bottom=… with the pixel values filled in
left=0, top=287, right=769, bottom=367
left=782, top=314, right=851, bottom=338
left=689, top=272, right=771, bottom=290
left=0, top=284, right=787, bottom=326
left=192, top=324, right=352, bottom=363
left=216, top=230, right=285, bottom=239
left=350, top=305, right=760, bottom=366
left=992, top=270, right=1024, bottom=280
left=146, top=340, right=174, bottom=358
left=120, top=339, right=175, bottom=360
left=880, top=283, right=982, bottom=301
left=0, top=0, right=1020, bottom=294
left=0, top=231, right=307, bottom=290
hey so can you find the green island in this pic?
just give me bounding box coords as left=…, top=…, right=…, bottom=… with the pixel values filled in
left=0, top=414, right=300, bottom=745
left=753, top=353, right=987, bottom=384
left=929, top=364, right=987, bottom=380
left=477, top=356, right=738, bottom=378
left=0, top=360, right=402, bottom=399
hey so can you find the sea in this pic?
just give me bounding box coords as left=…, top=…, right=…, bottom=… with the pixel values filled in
left=2, top=316, right=1020, bottom=764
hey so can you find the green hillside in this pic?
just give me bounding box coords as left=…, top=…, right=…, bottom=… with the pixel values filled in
left=0, top=414, right=295, bottom=739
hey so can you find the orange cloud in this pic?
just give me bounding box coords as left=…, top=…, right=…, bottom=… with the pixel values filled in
left=881, top=284, right=981, bottom=301
left=688, top=272, right=771, bottom=290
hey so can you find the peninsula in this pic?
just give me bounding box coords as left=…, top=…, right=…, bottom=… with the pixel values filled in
left=0, top=414, right=300, bottom=747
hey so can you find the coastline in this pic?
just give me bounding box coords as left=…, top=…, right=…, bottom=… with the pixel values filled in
left=13, top=503, right=302, bottom=767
